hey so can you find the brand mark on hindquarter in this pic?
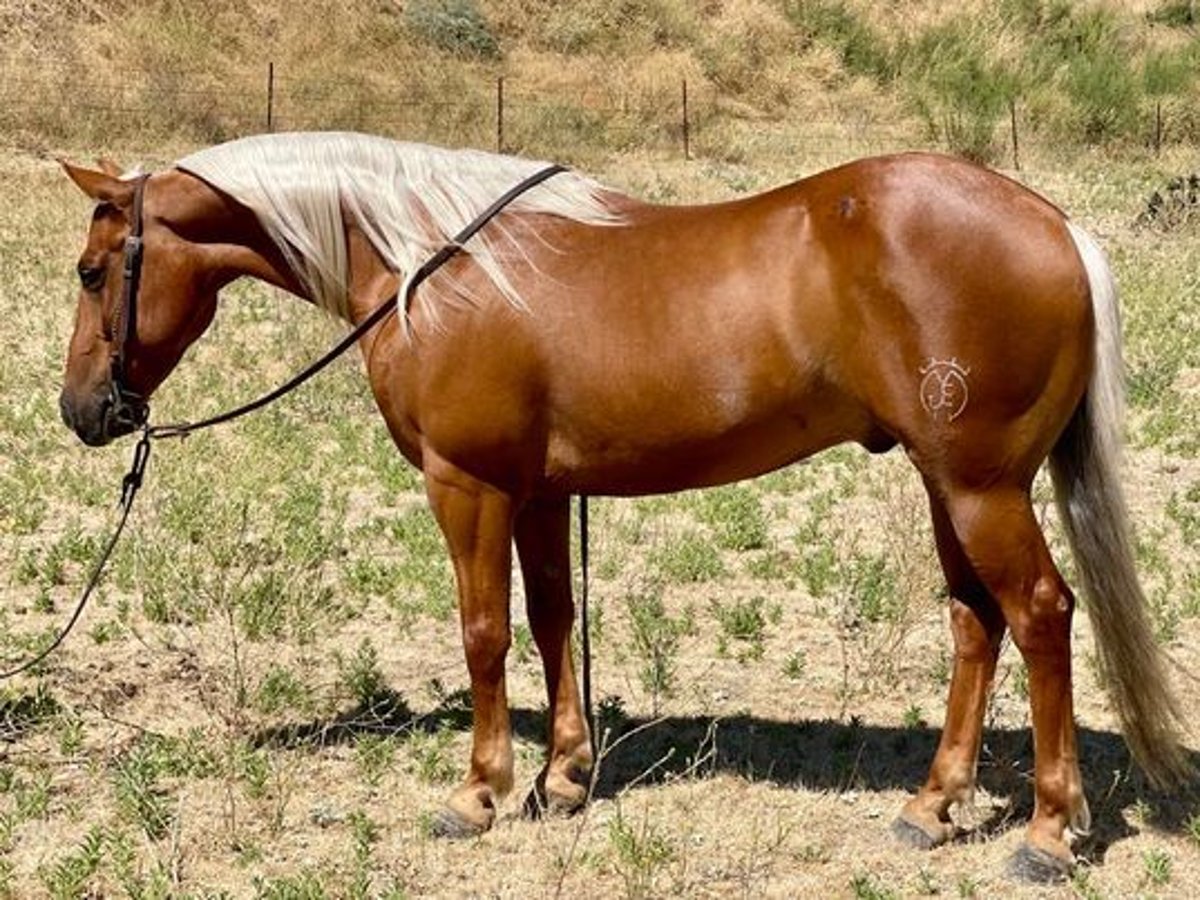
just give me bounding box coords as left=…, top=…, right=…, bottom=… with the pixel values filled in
left=919, top=358, right=970, bottom=422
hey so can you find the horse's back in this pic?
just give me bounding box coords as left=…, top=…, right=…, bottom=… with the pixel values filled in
left=399, top=153, right=1094, bottom=497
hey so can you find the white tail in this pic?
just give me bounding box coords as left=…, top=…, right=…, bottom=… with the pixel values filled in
left=1049, top=223, right=1192, bottom=786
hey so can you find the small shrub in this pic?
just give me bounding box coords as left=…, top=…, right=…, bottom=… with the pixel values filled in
left=608, top=806, right=676, bottom=899
left=1142, top=847, right=1172, bottom=886
left=650, top=532, right=725, bottom=583
left=1065, top=48, right=1141, bottom=143
left=905, top=21, right=1018, bottom=163
left=784, top=0, right=896, bottom=84
left=782, top=649, right=807, bottom=680
left=1148, top=0, right=1199, bottom=27
left=625, top=582, right=688, bottom=711
left=710, top=596, right=767, bottom=661
left=698, top=485, right=769, bottom=551
left=405, top=0, right=500, bottom=60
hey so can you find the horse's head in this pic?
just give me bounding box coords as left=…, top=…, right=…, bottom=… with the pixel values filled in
left=59, top=163, right=226, bottom=446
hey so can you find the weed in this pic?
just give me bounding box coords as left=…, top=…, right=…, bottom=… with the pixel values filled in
left=1071, top=867, right=1103, bottom=900
left=406, top=727, right=458, bottom=785
left=915, top=867, right=939, bottom=895
left=649, top=531, right=725, bottom=583
left=113, top=741, right=175, bottom=840
left=56, top=713, right=84, bottom=757
left=348, top=810, right=381, bottom=900
left=850, top=872, right=899, bottom=900
left=337, top=639, right=390, bottom=710
left=624, top=582, right=688, bottom=712
left=255, top=665, right=312, bottom=716
left=512, top=622, right=534, bottom=665
left=355, top=733, right=397, bottom=788
left=607, top=805, right=675, bottom=899
left=1187, top=809, right=1200, bottom=847
left=239, top=746, right=273, bottom=800
left=782, top=649, right=807, bottom=680
left=698, top=485, right=769, bottom=551
left=710, top=595, right=767, bottom=661
left=39, top=825, right=105, bottom=900
left=252, top=870, right=329, bottom=899
left=1142, top=847, right=1172, bottom=886
left=902, top=705, right=925, bottom=728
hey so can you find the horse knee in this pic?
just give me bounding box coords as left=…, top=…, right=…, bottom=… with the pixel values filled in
left=462, top=618, right=511, bottom=677
left=1007, top=576, right=1074, bottom=654
left=948, top=599, right=1003, bottom=661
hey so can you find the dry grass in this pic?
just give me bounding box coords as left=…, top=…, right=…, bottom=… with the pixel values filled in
left=1, top=2, right=1199, bottom=898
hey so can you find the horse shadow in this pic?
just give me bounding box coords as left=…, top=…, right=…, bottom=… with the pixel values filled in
left=252, top=689, right=1200, bottom=862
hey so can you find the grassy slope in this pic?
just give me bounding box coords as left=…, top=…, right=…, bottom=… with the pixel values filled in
left=0, top=2, right=1198, bottom=898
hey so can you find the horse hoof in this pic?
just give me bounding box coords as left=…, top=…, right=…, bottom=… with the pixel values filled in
left=428, top=807, right=488, bottom=840
left=521, top=768, right=590, bottom=821
left=1006, top=844, right=1073, bottom=883
left=890, top=816, right=948, bottom=850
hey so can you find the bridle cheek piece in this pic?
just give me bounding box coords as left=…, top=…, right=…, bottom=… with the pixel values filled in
left=108, top=175, right=151, bottom=432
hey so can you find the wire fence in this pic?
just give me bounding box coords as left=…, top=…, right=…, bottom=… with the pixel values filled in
left=0, top=62, right=945, bottom=168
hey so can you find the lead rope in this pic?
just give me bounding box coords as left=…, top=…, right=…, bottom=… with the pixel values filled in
left=579, top=494, right=594, bottom=757
left=0, top=164, right=568, bottom=680
left=0, top=428, right=152, bottom=679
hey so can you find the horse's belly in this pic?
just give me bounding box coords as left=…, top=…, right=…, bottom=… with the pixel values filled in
left=544, top=399, right=874, bottom=496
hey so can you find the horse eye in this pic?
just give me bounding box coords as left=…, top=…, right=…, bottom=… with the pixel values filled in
left=77, top=264, right=105, bottom=291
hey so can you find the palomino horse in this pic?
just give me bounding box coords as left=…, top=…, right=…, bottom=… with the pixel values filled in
left=59, top=133, right=1189, bottom=881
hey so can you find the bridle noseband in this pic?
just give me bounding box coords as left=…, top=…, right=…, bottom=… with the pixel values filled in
left=108, top=174, right=151, bottom=432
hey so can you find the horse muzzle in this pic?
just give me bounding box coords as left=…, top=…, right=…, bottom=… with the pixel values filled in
left=59, top=382, right=148, bottom=447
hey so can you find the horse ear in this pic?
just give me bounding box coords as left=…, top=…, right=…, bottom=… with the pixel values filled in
left=59, top=159, right=136, bottom=207
left=96, top=158, right=125, bottom=178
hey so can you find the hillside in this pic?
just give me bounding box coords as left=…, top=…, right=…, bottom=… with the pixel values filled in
left=2, top=0, right=1198, bottom=167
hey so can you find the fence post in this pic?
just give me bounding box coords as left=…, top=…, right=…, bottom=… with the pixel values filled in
left=496, top=76, right=505, bottom=153
left=266, top=62, right=275, bottom=133
left=1009, top=98, right=1020, bottom=171
left=1155, top=100, right=1163, bottom=156
left=682, top=78, right=690, bottom=160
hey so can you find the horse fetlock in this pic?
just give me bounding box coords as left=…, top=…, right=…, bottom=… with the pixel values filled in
left=1068, top=787, right=1092, bottom=836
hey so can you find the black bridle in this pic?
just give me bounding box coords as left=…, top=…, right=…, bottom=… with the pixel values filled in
left=106, top=173, right=151, bottom=433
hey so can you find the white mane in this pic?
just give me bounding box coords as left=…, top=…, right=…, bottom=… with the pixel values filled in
left=176, top=132, right=623, bottom=322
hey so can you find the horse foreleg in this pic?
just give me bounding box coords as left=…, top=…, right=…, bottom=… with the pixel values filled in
left=896, top=488, right=1005, bottom=848
left=424, top=455, right=516, bottom=837
left=943, top=487, right=1089, bottom=882
left=514, top=497, right=593, bottom=817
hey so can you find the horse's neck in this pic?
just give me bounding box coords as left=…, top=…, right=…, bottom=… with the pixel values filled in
left=169, top=170, right=311, bottom=304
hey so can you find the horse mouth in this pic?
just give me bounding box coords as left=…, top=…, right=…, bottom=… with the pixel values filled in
left=62, top=394, right=145, bottom=447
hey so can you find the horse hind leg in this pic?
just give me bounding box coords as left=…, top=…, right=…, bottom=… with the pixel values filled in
left=939, top=485, right=1090, bottom=882
left=894, top=483, right=1006, bottom=849
left=513, top=497, right=593, bottom=818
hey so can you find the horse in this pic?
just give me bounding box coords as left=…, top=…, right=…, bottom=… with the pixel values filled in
left=58, top=132, right=1190, bottom=881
